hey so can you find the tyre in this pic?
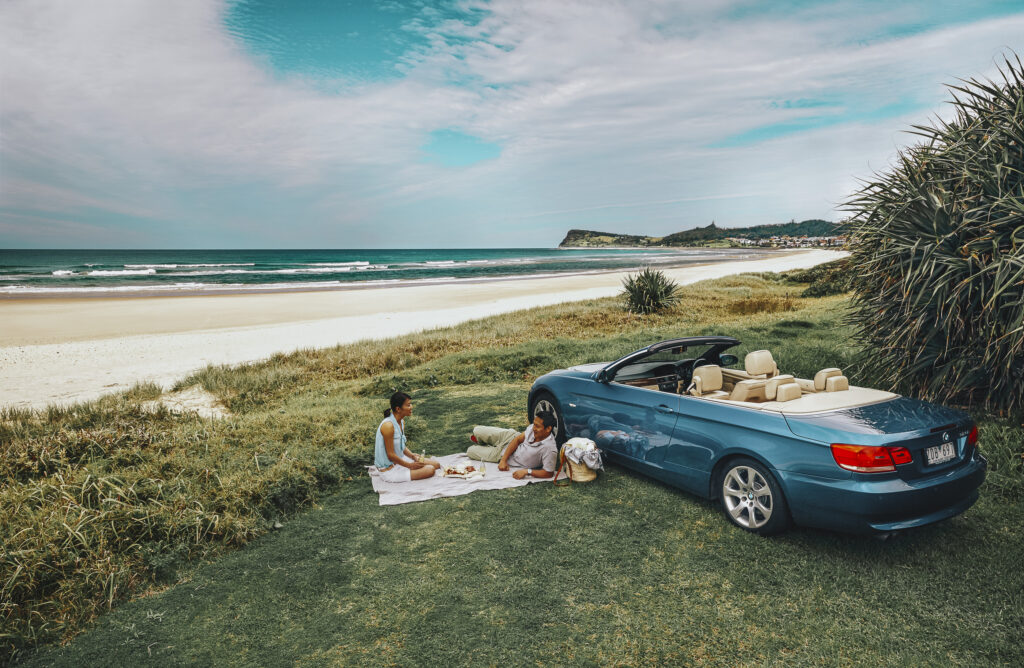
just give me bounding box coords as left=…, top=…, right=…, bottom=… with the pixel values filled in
left=718, top=457, right=790, bottom=535
left=529, top=390, right=567, bottom=445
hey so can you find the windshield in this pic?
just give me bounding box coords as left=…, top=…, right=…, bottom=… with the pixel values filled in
left=614, top=344, right=719, bottom=380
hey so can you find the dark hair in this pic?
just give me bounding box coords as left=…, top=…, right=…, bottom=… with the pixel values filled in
left=384, top=391, right=411, bottom=417
left=535, top=410, right=557, bottom=430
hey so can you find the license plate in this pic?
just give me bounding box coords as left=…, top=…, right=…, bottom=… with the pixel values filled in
left=925, top=441, right=956, bottom=465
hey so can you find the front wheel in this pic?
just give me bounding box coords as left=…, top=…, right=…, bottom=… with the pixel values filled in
left=718, top=458, right=790, bottom=536
left=529, top=391, right=566, bottom=446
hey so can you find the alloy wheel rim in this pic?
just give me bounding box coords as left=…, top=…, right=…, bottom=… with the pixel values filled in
left=722, top=466, right=773, bottom=529
left=534, top=399, right=558, bottom=439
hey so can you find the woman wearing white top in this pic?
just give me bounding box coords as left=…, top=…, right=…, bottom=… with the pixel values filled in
left=375, top=392, right=441, bottom=483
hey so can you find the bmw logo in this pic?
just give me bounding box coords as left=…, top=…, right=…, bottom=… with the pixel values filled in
left=942, top=432, right=951, bottom=442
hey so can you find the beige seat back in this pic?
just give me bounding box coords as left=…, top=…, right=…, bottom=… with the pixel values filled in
left=765, top=374, right=796, bottom=400
left=744, top=350, right=778, bottom=379
left=730, top=379, right=766, bottom=402
left=814, top=368, right=843, bottom=391
left=690, top=365, right=723, bottom=396
left=775, top=382, right=802, bottom=402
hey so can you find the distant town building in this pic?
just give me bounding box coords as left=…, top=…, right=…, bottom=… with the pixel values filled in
left=726, top=235, right=847, bottom=248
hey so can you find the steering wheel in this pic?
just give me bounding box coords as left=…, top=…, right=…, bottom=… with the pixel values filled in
left=675, top=357, right=708, bottom=391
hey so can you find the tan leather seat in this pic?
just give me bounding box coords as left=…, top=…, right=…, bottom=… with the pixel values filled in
left=765, top=374, right=796, bottom=400
left=690, top=365, right=729, bottom=399
left=775, top=382, right=802, bottom=402
left=744, top=350, right=779, bottom=379
left=730, top=379, right=766, bottom=402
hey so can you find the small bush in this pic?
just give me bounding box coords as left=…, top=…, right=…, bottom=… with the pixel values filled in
left=784, top=259, right=852, bottom=297
left=621, top=267, right=680, bottom=314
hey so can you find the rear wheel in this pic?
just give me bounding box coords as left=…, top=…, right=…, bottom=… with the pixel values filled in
left=718, top=457, right=790, bottom=536
left=529, top=391, right=566, bottom=445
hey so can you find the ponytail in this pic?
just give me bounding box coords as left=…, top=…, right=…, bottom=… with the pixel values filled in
left=385, top=391, right=411, bottom=418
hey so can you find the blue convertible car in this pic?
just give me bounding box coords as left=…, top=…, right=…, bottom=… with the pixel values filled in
left=528, top=336, right=986, bottom=536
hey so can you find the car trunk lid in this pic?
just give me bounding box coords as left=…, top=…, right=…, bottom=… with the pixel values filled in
left=784, top=397, right=973, bottom=479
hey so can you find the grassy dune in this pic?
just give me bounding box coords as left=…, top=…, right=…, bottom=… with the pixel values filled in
left=3, top=273, right=1022, bottom=666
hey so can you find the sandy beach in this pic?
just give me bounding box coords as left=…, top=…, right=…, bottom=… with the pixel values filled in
left=0, top=249, right=846, bottom=410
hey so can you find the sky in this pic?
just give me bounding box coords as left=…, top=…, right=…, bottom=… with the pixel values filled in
left=1, top=0, right=1023, bottom=249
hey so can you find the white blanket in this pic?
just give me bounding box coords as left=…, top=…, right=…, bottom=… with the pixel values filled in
left=368, top=453, right=565, bottom=506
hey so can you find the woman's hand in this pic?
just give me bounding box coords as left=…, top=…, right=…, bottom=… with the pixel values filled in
left=407, top=460, right=426, bottom=470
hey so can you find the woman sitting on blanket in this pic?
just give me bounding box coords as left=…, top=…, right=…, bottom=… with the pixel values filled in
left=375, top=391, right=441, bottom=483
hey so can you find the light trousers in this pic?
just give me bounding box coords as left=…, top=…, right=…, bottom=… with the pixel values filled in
left=466, top=425, right=519, bottom=462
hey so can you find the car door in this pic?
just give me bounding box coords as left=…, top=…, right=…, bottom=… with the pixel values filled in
left=664, top=394, right=723, bottom=476
left=570, top=381, right=700, bottom=491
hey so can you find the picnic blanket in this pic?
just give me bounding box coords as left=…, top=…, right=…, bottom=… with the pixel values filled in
left=368, top=452, right=566, bottom=506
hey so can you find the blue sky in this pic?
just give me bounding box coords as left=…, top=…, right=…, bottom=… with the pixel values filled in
left=1, top=0, right=1023, bottom=248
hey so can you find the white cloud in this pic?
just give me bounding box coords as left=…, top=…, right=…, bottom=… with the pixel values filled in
left=1, top=0, right=1022, bottom=246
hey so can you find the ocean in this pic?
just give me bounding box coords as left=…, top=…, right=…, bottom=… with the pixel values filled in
left=0, top=248, right=775, bottom=297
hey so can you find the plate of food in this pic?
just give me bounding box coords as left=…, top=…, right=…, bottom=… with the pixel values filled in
left=442, top=462, right=486, bottom=479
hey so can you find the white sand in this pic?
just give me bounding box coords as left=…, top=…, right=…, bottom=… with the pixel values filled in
left=0, top=249, right=846, bottom=410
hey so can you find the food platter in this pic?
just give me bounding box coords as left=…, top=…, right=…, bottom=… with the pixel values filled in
left=442, top=462, right=486, bottom=479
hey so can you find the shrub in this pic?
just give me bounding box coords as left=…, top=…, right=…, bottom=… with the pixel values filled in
left=843, top=54, right=1024, bottom=414
left=621, top=267, right=680, bottom=314
left=784, top=259, right=852, bottom=297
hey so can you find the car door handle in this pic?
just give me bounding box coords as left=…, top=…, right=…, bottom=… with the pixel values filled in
left=656, top=405, right=676, bottom=415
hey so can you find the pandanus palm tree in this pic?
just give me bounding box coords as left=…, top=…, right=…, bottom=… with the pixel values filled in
left=844, top=53, right=1024, bottom=414
left=621, top=267, right=680, bottom=314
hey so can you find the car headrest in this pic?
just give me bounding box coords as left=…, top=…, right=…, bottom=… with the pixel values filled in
left=765, top=374, right=795, bottom=400
left=825, top=375, right=849, bottom=392
left=775, top=382, right=802, bottom=402
left=814, top=368, right=843, bottom=391
left=745, top=350, right=777, bottom=377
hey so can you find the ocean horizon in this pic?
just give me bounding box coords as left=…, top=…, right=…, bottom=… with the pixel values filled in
left=0, top=247, right=778, bottom=297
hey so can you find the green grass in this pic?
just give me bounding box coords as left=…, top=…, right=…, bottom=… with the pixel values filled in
left=18, top=409, right=1024, bottom=666
left=4, top=274, right=1023, bottom=666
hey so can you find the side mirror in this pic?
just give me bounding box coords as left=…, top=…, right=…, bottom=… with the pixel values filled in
left=596, top=369, right=610, bottom=383
left=720, top=354, right=739, bottom=367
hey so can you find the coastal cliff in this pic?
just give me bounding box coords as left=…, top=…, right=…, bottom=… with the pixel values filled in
left=557, top=229, right=662, bottom=247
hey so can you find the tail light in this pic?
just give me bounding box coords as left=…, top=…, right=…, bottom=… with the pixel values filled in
left=888, top=447, right=913, bottom=465
left=967, top=425, right=978, bottom=448
left=830, top=443, right=913, bottom=473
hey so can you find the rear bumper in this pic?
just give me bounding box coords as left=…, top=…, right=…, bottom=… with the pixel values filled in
left=781, top=453, right=988, bottom=534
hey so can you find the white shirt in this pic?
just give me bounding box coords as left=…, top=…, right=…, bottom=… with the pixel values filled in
left=507, top=424, right=558, bottom=471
